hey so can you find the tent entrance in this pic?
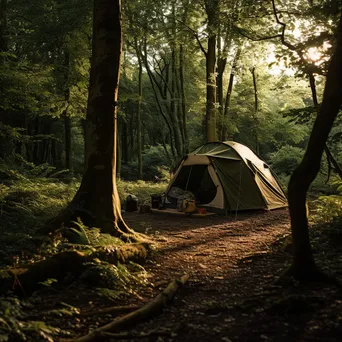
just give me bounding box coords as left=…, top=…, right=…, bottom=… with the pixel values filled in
left=170, top=165, right=217, bottom=204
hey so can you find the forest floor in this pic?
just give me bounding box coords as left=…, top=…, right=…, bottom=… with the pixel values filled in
left=2, top=207, right=342, bottom=341
left=120, top=209, right=342, bottom=342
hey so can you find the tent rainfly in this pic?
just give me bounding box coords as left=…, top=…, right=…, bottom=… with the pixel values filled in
left=165, top=141, right=287, bottom=212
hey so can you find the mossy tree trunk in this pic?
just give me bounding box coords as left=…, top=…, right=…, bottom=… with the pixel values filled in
left=287, top=13, right=342, bottom=280
left=48, top=0, right=134, bottom=237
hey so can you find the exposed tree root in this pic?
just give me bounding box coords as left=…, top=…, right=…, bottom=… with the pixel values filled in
left=72, top=274, right=189, bottom=342
left=0, top=244, right=148, bottom=296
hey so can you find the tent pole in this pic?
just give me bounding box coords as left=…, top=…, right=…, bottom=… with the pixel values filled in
left=235, top=162, right=243, bottom=219
left=185, top=166, right=192, bottom=191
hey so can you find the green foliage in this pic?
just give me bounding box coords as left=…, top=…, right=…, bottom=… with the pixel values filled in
left=313, top=195, right=342, bottom=224
left=268, top=145, right=304, bottom=176
left=59, top=219, right=124, bottom=247
left=308, top=177, right=342, bottom=245
left=0, top=297, right=70, bottom=342
left=81, top=261, right=150, bottom=301
left=121, top=144, right=172, bottom=181
left=0, top=170, right=79, bottom=265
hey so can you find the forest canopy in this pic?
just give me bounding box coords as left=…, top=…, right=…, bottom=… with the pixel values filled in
left=0, top=0, right=340, bottom=186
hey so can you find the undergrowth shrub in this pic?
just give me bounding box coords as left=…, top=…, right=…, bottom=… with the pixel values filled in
left=0, top=296, right=69, bottom=341
left=269, top=146, right=337, bottom=196
left=0, top=155, right=167, bottom=266
left=120, top=144, right=173, bottom=181
left=269, top=145, right=304, bottom=176
left=311, top=179, right=342, bottom=244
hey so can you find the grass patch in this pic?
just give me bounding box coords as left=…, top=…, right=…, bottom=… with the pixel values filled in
left=117, top=179, right=168, bottom=205
left=0, top=173, right=167, bottom=266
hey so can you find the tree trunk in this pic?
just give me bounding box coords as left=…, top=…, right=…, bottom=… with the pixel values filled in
left=64, top=115, right=72, bottom=170
left=136, top=48, right=143, bottom=179
left=170, top=48, right=182, bottom=156
left=205, top=0, right=219, bottom=142
left=121, top=116, right=128, bottom=163
left=47, top=0, right=134, bottom=237
left=250, top=66, right=259, bottom=154
left=287, top=12, right=342, bottom=280
left=179, top=44, right=189, bottom=153
left=216, top=23, right=232, bottom=140
left=308, top=71, right=342, bottom=180
left=175, top=68, right=185, bottom=152
left=117, top=125, right=121, bottom=179
left=222, top=46, right=241, bottom=141
left=141, top=40, right=176, bottom=158
left=61, top=51, right=73, bottom=171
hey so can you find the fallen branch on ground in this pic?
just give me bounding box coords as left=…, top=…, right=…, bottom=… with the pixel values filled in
left=72, top=274, right=189, bottom=342
left=78, top=329, right=174, bottom=340
left=80, top=305, right=140, bottom=317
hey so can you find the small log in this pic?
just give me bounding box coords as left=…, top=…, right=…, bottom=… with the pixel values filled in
left=5, top=251, right=86, bottom=296
left=73, top=274, right=189, bottom=342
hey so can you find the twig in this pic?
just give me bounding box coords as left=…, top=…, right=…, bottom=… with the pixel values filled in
left=80, top=305, right=140, bottom=317
left=85, top=329, right=173, bottom=341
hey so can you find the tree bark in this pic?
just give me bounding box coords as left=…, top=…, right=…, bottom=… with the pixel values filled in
left=47, top=0, right=134, bottom=237
left=140, top=40, right=177, bottom=158
left=308, top=71, right=342, bottom=180
left=64, top=114, right=72, bottom=169
left=216, top=25, right=232, bottom=140
left=61, top=51, right=73, bottom=171
left=250, top=66, right=259, bottom=154
left=287, top=12, right=342, bottom=280
left=204, top=0, right=219, bottom=142
left=170, top=47, right=182, bottom=156
left=179, top=44, right=189, bottom=153
left=136, top=45, right=143, bottom=179
left=221, top=46, right=241, bottom=140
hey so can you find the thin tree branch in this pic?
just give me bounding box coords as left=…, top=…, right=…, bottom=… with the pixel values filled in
left=162, top=13, right=208, bottom=57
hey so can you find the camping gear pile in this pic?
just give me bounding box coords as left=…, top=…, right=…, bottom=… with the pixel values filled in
left=125, top=194, right=139, bottom=212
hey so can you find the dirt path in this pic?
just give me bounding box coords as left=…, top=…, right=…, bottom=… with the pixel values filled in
left=123, top=209, right=292, bottom=341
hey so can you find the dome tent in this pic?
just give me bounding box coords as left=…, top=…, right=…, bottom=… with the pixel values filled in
left=164, top=141, right=287, bottom=212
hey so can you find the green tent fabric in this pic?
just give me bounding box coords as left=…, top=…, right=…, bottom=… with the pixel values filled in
left=165, top=141, right=287, bottom=212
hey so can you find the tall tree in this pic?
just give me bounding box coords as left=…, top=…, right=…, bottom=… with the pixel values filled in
left=204, top=0, right=219, bottom=142
left=221, top=45, right=241, bottom=140
left=49, top=0, right=134, bottom=237
left=136, top=44, right=143, bottom=179
left=287, top=12, right=342, bottom=280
